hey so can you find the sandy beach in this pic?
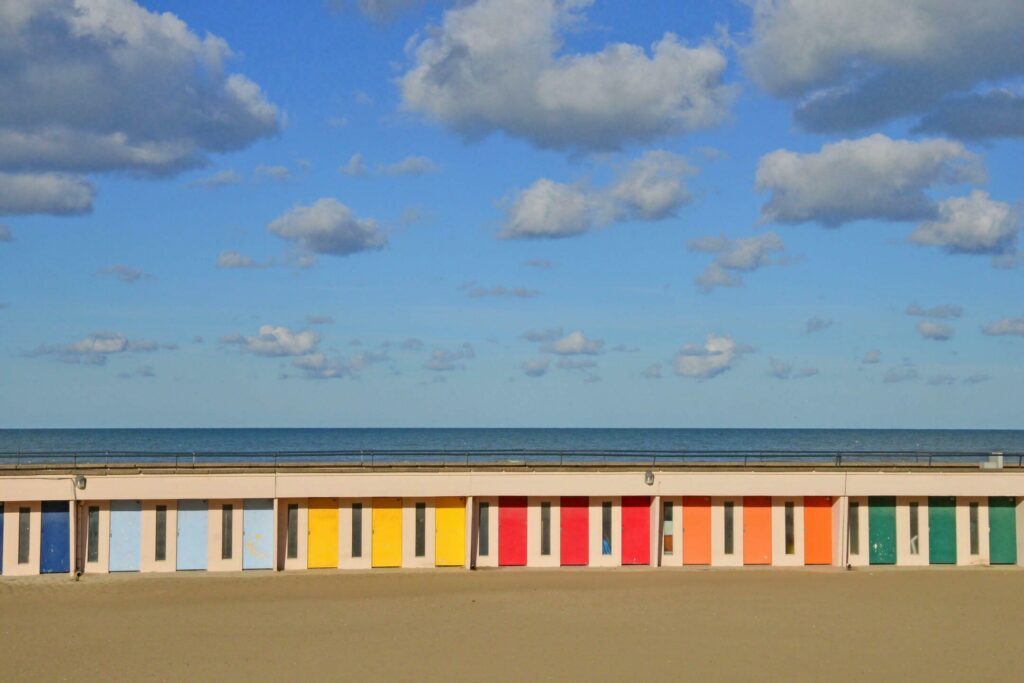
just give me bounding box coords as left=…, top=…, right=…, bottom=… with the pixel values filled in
left=2, top=567, right=1023, bottom=681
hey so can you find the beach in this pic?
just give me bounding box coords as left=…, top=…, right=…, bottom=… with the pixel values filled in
left=2, top=568, right=1022, bottom=681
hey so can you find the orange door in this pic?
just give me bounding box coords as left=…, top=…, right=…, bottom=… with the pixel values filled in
left=743, top=496, right=771, bottom=565
left=682, top=496, right=711, bottom=565
left=804, top=496, right=833, bottom=565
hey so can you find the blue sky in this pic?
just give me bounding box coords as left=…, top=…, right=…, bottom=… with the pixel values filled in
left=1, top=0, right=1022, bottom=428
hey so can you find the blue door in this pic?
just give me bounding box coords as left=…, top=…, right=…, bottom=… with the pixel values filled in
left=40, top=501, right=70, bottom=574
left=177, top=500, right=208, bottom=570
left=243, top=499, right=274, bottom=570
left=109, top=501, right=142, bottom=572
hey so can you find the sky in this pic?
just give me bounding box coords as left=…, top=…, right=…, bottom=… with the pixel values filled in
left=0, top=0, right=1022, bottom=429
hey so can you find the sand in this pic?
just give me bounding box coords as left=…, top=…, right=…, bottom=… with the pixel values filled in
left=2, top=568, right=1023, bottom=681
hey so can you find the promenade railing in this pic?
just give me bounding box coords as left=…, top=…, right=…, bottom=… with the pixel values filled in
left=0, top=449, right=1020, bottom=471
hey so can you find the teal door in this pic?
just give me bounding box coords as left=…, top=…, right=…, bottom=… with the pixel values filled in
left=928, top=497, right=956, bottom=564
left=868, top=496, right=896, bottom=565
left=989, top=497, right=1017, bottom=565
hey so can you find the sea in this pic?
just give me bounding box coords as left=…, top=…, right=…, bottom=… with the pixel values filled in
left=0, top=428, right=1023, bottom=454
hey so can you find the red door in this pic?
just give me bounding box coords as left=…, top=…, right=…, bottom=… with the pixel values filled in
left=621, top=496, right=650, bottom=565
left=498, top=496, right=527, bottom=566
left=560, top=497, right=589, bottom=566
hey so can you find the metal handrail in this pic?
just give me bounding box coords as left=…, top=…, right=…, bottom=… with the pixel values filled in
left=0, top=449, right=1019, bottom=471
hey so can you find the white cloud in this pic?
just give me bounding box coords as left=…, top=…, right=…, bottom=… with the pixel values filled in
left=805, top=315, right=833, bottom=334
left=522, top=357, right=550, bottom=377
left=688, top=232, right=786, bottom=292
left=98, top=265, right=152, bottom=283
left=982, top=317, right=1024, bottom=337
left=400, top=0, right=733, bottom=151
left=501, top=151, right=694, bottom=239
left=862, top=350, right=882, bottom=365
left=216, top=251, right=271, bottom=269
left=916, top=321, right=954, bottom=341
left=424, top=343, right=475, bottom=371
left=331, top=0, right=424, bottom=22
left=27, top=331, right=174, bottom=365
left=0, top=0, right=279, bottom=215
left=543, top=330, right=604, bottom=355
left=382, top=156, right=439, bottom=176
left=909, top=190, right=1021, bottom=256
left=0, top=172, right=95, bottom=215
left=673, top=334, right=748, bottom=379
left=742, top=0, right=1024, bottom=136
left=768, top=358, right=818, bottom=380
left=221, top=325, right=321, bottom=357
left=756, top=135, right=983, bottom=227
left=339, top=153, right=368, bottom=177
left=906, top=302, right=963, bottom=319
left=268, top=198, right=387, bottom=257
left=190, top=170, right=242, bottom=189
left=916, top=89, right=1024, bottom=141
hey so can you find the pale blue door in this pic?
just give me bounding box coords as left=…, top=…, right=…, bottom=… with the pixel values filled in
left=177, top=500, right=208, bottom=570
left=109, top=501, right=141, bottom=572
left=242, top=499, right=274, bottom=569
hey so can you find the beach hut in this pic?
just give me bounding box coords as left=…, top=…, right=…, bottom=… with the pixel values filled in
left=434, top=497, right=465, bottom=567
left=989, top=497, right=1017, bottom=564
left=803, top=496, right=833, bottom=565
left=743, top=496, right=772, bottom=565
left=498, top=496, right=527, bottom=566
left=307, top=498, right=339, bottom=569
left=177, top=500, right=209, bottom=570
left=683, top=496, right=711, bottom=565
left=868, top=496, right=896, bottom=564
left=40, top=501, right=70, bottom=574
left=242, top=499, right=274, bottom=570
left=109, top=500, right=142, bottom=572
left=928, top=497, right=956, bottom=564
left=559, top=496, right=588, bottom=566
left=372, top=498, right=402, bottom=567
left=620, top=496, right=649, bottom=565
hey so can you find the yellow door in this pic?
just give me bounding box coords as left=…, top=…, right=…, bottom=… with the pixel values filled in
left=307, top=499, right=339, bottom=568
left=435, top=497, right=466, bottom=567
left=372, top=498, right=402, bottom=567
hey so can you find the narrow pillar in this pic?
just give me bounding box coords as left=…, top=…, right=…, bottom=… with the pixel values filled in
left=650, top=495, right=661, bottom=567
left=465, top=495, right=475, bottom=570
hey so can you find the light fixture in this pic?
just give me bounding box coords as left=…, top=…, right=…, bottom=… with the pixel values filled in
left=73, top=475, right=87, bottom=490
left=644, top=470, right=655, bottom=486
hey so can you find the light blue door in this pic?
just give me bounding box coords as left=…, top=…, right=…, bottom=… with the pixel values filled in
left=243, top=499, right=274, bottom=570
left=177, top=500, right=208, bottom=570
left=109, top=501, right=141, bottom=572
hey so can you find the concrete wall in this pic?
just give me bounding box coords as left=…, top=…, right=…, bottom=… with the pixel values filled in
left=956, top=497, right=989, bottom=566
left=81, top=501, right=111, bottom=574
left=141, top=500, right=177, bottom=573
left=339, top=498, right=371, bottom=569
left=772, top=497, right=804, bottom=567
left=711, top=497, right=743, bottom=567
left=527, top=497, right=560, bottom=568
left=2, top=502, right=40, bottom=576
left=896, top=496, right=929, bottom=566
left=589, top=496, right=620, bottom=567
left=208, top=499, right=244, bottom=572
left=402, top=498, right=435, bottom=568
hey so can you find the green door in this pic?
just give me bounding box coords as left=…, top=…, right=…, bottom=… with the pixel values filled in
left=869, top=496, right=896, bottom=565
left=928, top=497, right=957, bottom=564
left=989, top=497, right=1017, bottom=565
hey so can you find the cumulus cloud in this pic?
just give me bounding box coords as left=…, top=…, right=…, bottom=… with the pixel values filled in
left=0, top=0, right=279, bottom=215
left=916, top=321, right=954, bottom=341
left=400, top=0, right=733, bottom=152
left=98, top=265, right=152, bottom=284
left=339, top=153, right=368, bottom=177
left=424, top=343, right=476, bottom=371
left=330, top=0, right=424, bottom=22
left=27, top=331, right=174, bottom=365
left=915, top=89, right=1024, bottom=141
left=756, top=135, right=983, bottom=227
left=190, top=170, right=242, bottom=189
left=268, top=198, right=386, bottom=257
left=688, top=232, right=786, bottom=292
left=216, top=251, right=271, bottom=269
left=0, top=172, right=95, bottom=215
left=805, top=316, right=833, bottom=334
left=291, top=348, right=390, bottom=380
left=0, top=224, right=12, bottom=242
left=382, top=156, right=439, bottom=176
left=742, top=0, right=1024, bottom=136
left=522, top=357, right=550, bottom=377
left=543, top=331, right=604, bottom=355
left=862, top=350, right=882, bottom=365
left=982, top=317, right=1024, bottom=337
left=906, top=303, right=963, bottom=319
left=768, top=358, right=818, bottom=380
left=674, top=334, right=749, bottom=379
left=909, top=190, right=1021, bottom=257
left=462, top=283, right=540, bottom=299
left=501, top=151, right=694, bottom=239
left=221, top=325, right=321, bottom=357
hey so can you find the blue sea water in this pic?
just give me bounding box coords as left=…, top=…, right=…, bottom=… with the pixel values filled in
left=0, top=428, right=1022, bottom=454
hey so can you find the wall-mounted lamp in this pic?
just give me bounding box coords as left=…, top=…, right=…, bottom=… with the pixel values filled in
left=644, top=470, right=655, bottom=486
left=73, top=475, right=87, bottom=490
